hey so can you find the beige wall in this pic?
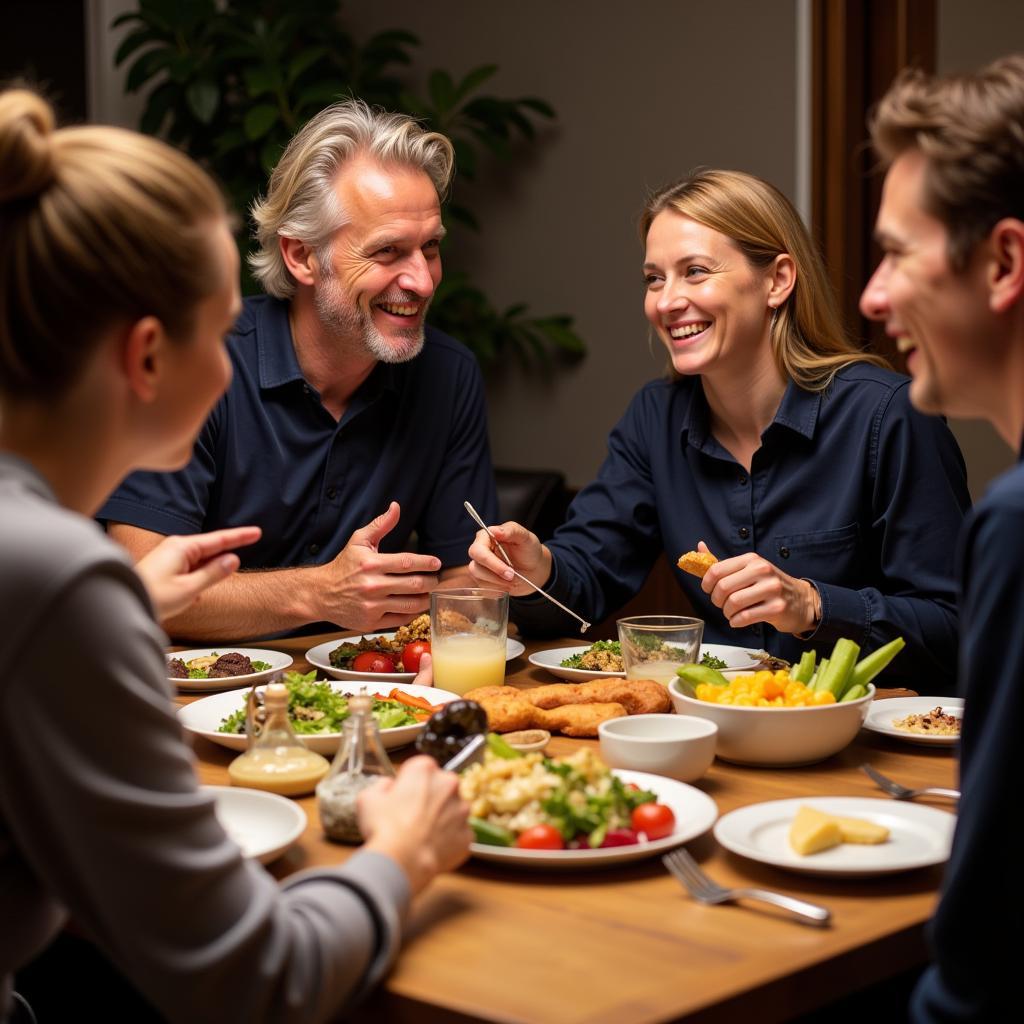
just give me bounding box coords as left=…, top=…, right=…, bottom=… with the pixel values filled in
left=347, top=1, right=798, bottom=486
left=937, top=0, right=1024, bottom=498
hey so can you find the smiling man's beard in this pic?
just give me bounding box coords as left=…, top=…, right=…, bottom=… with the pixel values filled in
left=313, top=273, right=426, bottom=364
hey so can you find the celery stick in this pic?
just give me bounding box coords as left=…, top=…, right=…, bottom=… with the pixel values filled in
left=809, top=657, right=830, bottom=690
left=816, top=639, right=861, bottom=698
left=840, top=683, right=868, bottom=702
left=792, top=650, right=816, bottom=684
left=849, top=637, right=906, bottom=691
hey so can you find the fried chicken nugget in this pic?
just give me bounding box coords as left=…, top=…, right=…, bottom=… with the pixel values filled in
left=533, top=702, right=628, bottom=738
left=677, top=549, right=718, bottom=578
left=523, top=679, right=671, bottom=716
left=461, top=687, right=535, bottom=732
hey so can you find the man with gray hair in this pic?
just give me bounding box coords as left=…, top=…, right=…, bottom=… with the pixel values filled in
left=100, top=100, right=499, bottom=640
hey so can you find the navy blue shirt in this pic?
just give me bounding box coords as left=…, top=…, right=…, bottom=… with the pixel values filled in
left=512, top=364, right=969, bottom=690
left=911, top=451, right=1023, bottom=1022
left=100, top=295, right=498, bottom=572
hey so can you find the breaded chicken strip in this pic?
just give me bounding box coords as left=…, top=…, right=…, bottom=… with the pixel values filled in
left=533, top=702, right=628, bottom=737
left=523, top=679, right=671, bottom=716
left=462, top=687, right=536, bottom=732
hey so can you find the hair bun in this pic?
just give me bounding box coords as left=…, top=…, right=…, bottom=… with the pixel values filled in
left=0, top=89, right=57, bottom=202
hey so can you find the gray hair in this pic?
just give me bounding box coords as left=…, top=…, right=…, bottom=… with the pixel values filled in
left=249, top=98, right=455, bottom=298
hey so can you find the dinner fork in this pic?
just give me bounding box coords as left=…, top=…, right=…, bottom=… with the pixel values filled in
left=662, top=848, right=831, bottom=927
left=861, top=763, right=960, bottom=802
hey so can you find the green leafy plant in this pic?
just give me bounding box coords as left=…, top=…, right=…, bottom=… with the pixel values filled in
left=113, top=0, right=585, bottom=367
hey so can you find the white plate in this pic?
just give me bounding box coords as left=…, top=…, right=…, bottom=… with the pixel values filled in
left=862, top=696, right=964, bottom=747
left=714, top=796, right=955, bottom=876
left=307, top=634, right=526, bottom=683
left=204, top=784, right=306, bottom=865
left=528, top=646, right=626, bottom=682
left=469, top=769, right=718, bottom=869
left=528, top=642, right=764, bottom=683
left=168, top=648, right=293, bottom=692
left=178, top=681, right=462, bottom=755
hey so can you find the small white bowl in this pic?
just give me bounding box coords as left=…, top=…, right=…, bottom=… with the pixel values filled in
left=598, top=714, right=717, bottom=782
left=668, top=679, right=875, bottom=767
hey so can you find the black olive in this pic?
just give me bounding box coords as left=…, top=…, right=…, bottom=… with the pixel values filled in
left=415, top=700, right=488, bottom=764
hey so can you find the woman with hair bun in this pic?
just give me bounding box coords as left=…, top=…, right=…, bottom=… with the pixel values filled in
left=0, top=89, right=469, bottom=1023
left=469, top=169, right=969, bottom=691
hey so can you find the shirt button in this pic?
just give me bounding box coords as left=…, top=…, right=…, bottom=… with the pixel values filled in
left=308, top=542, right=320, bottom=555
left=327, top=487, right=337, bottom=500
left=738, top=475, right=748, bottom=486
left=779, top=546, right=790, bottom=559
left=738, top=526, right=750, bottom=539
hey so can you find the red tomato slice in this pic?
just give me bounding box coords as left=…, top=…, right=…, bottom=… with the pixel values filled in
left=631, top=802, right=675, bottom=840
left=351, top=651, right=397, bottom=673
left=400, top=640, right=430, bottom=673
left=599, top=828, right=639, bottom=848
left=515, top=825, right=565, bottom=850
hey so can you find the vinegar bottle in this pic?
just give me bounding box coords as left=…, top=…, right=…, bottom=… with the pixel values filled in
left=227, top=682, right=329, bottom=796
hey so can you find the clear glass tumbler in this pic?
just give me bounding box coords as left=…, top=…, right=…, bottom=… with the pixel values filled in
left=430, top=588, right=509, bottom=695
left=616, top=615, right=704, bottom=687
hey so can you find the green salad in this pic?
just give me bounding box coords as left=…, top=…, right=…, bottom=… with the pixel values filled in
left=217, top=670, right=419, bottom=735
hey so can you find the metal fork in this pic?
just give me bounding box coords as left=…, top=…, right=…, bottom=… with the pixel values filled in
left=861, top=763, right=960, bottom=802
left=662, top=848, right=831, bottom=927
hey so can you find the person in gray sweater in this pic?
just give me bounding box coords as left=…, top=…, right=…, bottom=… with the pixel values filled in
left=0, top=88, right=470, bottom=1023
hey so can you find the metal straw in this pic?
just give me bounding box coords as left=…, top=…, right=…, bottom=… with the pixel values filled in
left=464, top=500, right=590, bottom=634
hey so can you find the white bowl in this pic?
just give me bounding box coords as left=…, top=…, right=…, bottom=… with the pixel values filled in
left=598, top=713, right=717, bottom=782
left=667, top=680, right=876, bottom=767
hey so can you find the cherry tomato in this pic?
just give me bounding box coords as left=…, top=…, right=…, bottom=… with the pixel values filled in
left=352, top=651, right=397, bottom=673
left=599, top=828, right=639, bottom=848
left=400, top=640, right=431, bottom=673
left=516, top=825, right=565, bottom=850
left=631, top=803, right=676, bottom=840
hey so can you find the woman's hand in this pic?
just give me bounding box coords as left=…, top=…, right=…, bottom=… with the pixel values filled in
left=134, top=526, right=261, bottom=621
left=358, top=755, right=472, bottom=895
left=467, top=521, right=552, bottom=596
left=698, top=542, right=820, bottom=635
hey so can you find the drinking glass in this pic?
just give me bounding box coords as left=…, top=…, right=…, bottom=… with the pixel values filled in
left=430, top=589, right=509, bottom=695
left=616, top=615, right=704, bottom=687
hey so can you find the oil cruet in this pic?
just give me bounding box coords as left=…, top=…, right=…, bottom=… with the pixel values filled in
left=227, top=681, right=329, bottom=796
left=317, top=691, right=395, bottom=843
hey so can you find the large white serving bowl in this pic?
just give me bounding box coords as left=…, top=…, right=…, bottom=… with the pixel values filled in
left=667, top=679, right=876, bottom=767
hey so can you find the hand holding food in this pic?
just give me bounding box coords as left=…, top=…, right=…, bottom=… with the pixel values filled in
left=135, top=525, right=262, bottom=621
left=699, top=549, right=820, bottom=635
left=359, top=755, right=472, bottom=894
left=467, top=519, right=552, bottom=596
left=315, top=502, right=443, bottom=632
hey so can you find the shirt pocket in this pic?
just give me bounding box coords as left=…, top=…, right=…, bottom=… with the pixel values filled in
left=767, top=522, right=860, bottom=582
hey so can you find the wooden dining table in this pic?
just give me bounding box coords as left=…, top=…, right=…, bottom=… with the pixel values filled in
left=174, top=632, right=958, bottom=1024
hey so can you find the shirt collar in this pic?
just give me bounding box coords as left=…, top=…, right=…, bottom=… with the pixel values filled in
left=254, top=296, right=401, bottom=396
left=678, top=375, right=822, bottom=452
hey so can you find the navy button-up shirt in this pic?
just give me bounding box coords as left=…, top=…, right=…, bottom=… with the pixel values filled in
left=100, top=295, right=498, bottom=571
left=912, top=449, right=1024, bottom=1022
left=512, top=364, right=969, bottom=690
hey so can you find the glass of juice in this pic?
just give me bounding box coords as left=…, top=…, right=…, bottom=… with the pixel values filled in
left=430, top=588, right=509, bottom=696
left=616, top=615, right=704, bottom=687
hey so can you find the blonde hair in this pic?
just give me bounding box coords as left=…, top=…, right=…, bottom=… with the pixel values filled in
left=250, top=98, right=455, bottom=298
left=870, top=55, right=1024, bottom=271
left=0, top=88, right=226, bottom=400
left=640, top=169, right=888, bottom=391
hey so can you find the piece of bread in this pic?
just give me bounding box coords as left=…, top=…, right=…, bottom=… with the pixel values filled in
left=677, top=549, right=718, bottom=578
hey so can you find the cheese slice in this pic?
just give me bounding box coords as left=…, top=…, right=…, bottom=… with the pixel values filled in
left=834, top=815, right=890, bottom=845
left=789, top=805, right=843, bottom=855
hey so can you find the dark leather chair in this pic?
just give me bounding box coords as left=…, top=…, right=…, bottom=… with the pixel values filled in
left=494, top=467, right=571, bottom=542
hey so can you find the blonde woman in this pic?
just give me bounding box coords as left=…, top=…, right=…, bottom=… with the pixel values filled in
left=0, top=89, right=469, bottom=1023
left=470, top=170, right=969, bottom=690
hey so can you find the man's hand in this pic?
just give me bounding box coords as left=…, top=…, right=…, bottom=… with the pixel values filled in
left=314, top=501, right=442, bottom=631
left=467, top=520, right=552, bottom=596
left=134, top=526, right=261, bottom=621
left=698, top=541, right=820, bottom=635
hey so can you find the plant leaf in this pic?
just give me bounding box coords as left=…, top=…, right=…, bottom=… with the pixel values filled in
left=452, top=64, right=498, bottom=104
left=243, top=103, right=280, bottom=141
left=186, top=79, right=219, bottom=124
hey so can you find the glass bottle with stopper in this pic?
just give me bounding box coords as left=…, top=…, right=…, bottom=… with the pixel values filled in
left=318, top=691, right=396, bottom=843
left=227, top=681, right=329, bottom=796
